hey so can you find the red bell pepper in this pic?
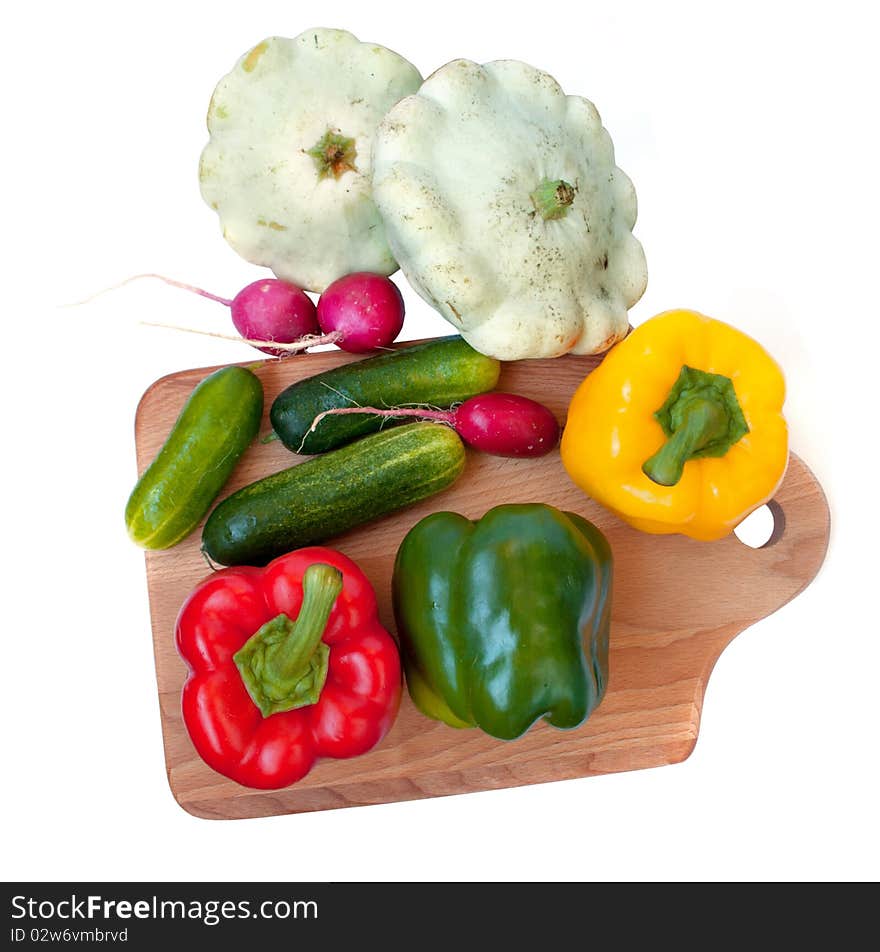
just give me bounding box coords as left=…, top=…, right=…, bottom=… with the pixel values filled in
left=175, top=547, right=401, bottom=789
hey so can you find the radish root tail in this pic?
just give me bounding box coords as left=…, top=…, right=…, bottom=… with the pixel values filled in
left=140, top=321, right=343, bottom=356
left=64, top=273, right=234, bottom=308
left=299, top=405, right=456, bottom=453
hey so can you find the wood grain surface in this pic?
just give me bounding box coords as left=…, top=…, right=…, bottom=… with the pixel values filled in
left=133, top=345, right=830, bottom=820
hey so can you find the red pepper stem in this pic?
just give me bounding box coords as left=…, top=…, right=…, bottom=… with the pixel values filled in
left=233, top=564, right=343, bottom=718
left=268, top=564, right=342, bottom=682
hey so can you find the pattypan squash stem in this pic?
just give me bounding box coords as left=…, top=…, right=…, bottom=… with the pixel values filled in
left=234, top=563, right=343, bottom=717
left=307, top=129, right=358, bottom=181
left=530, top=179, right=576, bottom=220
left=642, top=365, right=749, bottom=486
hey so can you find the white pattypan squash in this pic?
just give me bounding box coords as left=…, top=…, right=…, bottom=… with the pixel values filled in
left=372, top=59, right=648, bottom=359
left=199, top=28, right=422, bottom=292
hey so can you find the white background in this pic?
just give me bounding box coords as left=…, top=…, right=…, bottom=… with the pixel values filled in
left=3, top=0, right=877, bottom=882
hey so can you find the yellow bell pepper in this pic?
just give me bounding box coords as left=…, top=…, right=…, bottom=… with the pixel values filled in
left=560, top=309, right=788, bottom=541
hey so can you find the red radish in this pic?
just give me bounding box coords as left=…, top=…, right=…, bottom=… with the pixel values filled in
left=73, top=272, right=405, bottom=356
left=316, top=272, right=405, bottom=353
left=228, top=279, right=319, bottom=356
left=305, top=393, right=560, bottom=458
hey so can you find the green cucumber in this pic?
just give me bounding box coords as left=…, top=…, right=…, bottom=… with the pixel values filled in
left=126, top=366, right=263, bottom=550
left=270, top=335, right=500, bottom=454
left=202, top=422, right=466, bottom=566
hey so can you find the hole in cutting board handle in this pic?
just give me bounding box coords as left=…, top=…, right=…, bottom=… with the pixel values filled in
left=734, top=500, right=785, bottom=549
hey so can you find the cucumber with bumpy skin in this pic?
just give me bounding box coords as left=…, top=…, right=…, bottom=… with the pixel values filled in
left=126, top=366, right=264, bottom=549
left=202, top=422, right=466, bottom=566
left=270, top=335, right=500, bottom=454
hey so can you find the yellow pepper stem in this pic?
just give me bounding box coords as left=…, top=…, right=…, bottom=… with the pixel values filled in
left=643, top=398, right=727, bottom=485
left=643, top=365, right=749, bottom=487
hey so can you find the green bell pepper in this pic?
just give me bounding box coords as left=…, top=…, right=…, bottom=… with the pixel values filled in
left=392, top=503, right=612, bottom=740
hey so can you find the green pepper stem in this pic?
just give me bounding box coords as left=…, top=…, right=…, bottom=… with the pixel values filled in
left=642, top=365, right=750, bottom=487
left=530, top=179, right=576, bottom=220
left=234, top=563, right=343, bottom=717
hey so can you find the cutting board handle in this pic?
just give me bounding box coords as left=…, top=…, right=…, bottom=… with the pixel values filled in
left=695, top=452, right=831, bottom=663
left=748, top=453, right=829, bottom=599
left=606, top=451, right=831, bottom=775
left=602, top=451, right=829, bottom=672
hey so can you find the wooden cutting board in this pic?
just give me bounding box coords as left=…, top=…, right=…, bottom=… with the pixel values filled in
left=134, top=345, right=830, bottom=820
